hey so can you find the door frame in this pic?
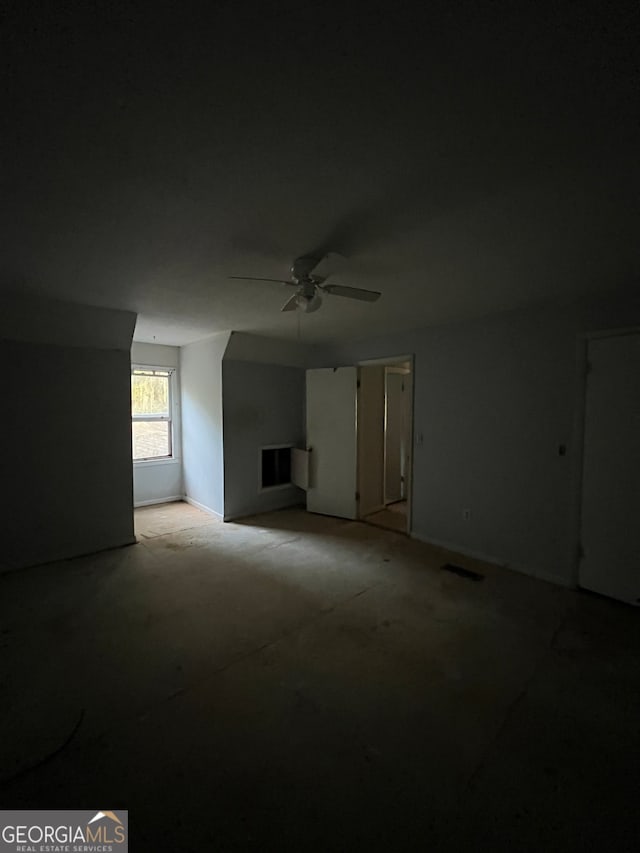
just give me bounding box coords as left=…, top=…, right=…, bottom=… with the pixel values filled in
left=357, top=354, right=415, bottom=534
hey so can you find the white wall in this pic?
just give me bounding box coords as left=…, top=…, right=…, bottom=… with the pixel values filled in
left=180, top=332, right=230, bottom=516
left=130, top=342, right=182, bottom=506
left=131, top=342, right=179, bottom=368
left=177, top=331, right=319, bottom=521
left=221, top=332, right=331, bottom=520
left=224, top=331, right=331, bottom=368
left=0, top=295, right=136, bottom=572
left=329, top=292, right=640, bottom=587
left=222, top=360, right=305, bottom=520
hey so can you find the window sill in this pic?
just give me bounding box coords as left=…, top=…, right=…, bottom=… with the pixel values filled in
left=133, top=457, right=181, bottom=468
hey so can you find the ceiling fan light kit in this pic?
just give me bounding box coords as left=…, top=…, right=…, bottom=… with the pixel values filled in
left=296, top=290, right=323, bottom=313
left=229, top=254, right=381, bottom=314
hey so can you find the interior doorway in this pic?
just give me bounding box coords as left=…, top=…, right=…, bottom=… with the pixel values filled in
left=357, top=357, right=413, bottom=534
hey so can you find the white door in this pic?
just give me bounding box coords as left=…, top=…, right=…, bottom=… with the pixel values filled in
left=401, top=369, right=413, bottom=503
left=579, top=333, right=640, bottom=605
left=306, top=366, right=358, bottom=519
left=384, top=371, right=405, bottom=503
left=357, top=366, right=385, bottom=517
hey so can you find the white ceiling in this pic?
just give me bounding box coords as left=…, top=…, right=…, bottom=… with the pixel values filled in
left=2, top=2, right=638, bottom=345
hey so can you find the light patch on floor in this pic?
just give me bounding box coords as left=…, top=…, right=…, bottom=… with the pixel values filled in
left=134, top=500, right=219, bottom=539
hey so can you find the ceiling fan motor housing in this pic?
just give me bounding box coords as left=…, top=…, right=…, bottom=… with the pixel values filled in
left=297, top=290, right=322, bottom=313
left=291, top=255, right=323, bottom=282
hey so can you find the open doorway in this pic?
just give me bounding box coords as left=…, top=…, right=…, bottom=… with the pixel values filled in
left=357, top=357, right=413, bottom=534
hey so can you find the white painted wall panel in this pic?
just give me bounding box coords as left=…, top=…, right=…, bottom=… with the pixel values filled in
left=180, top=333, right=230, bottom=516
left=1, top=340, right=135, bottom=572
left=222, top=360, right=305, bottom=520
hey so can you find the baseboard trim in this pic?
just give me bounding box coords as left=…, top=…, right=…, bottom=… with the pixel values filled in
left=183, top=495, right=224, bottom=519
left=410, top=531, right=572, bottom=589
left=223, top=500, right=306, bottom=523
left=134, top=495, right=183, bottom=508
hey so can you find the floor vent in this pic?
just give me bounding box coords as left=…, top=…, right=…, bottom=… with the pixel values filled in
left=441, top=563, right=484, bottom=582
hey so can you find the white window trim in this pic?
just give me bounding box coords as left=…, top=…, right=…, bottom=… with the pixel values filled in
left=131, top=364, right=179, bottom=465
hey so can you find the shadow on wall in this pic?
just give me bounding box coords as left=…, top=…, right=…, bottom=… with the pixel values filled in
left=1, top=294, right=136, bottom=573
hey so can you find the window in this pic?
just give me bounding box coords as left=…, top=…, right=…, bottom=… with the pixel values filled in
left=131, top=367, right=174, bottom=461
left=261, top=446, right=292, bottom=488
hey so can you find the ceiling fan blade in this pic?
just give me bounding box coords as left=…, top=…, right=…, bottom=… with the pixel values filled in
left=281, top=293, right=299, bottom=312
left=322, top=283, right=381, bottom=302
left=229, top=276, right=295, bottom=286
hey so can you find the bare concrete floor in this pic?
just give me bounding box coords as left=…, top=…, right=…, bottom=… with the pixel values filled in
left=1, top=507, right=638, bottom=851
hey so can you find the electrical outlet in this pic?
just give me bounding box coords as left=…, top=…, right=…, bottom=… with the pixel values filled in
left=462, top=508, right=471, bottom=521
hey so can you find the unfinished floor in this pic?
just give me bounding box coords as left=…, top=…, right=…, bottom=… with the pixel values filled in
left=134, top=500, right=219, bottom=539
left=1, top=505, right=638, bottom=851
left=365, top=500, right=408, bottom=534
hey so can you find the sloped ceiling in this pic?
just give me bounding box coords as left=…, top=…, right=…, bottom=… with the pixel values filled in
left=2, top=1, right=638, bottom=344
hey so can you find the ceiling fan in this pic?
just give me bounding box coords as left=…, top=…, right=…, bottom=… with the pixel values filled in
left=229, top=255, right=381, bottom=313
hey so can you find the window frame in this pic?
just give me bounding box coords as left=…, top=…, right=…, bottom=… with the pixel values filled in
left=131, top=365, right=176, bottom=464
